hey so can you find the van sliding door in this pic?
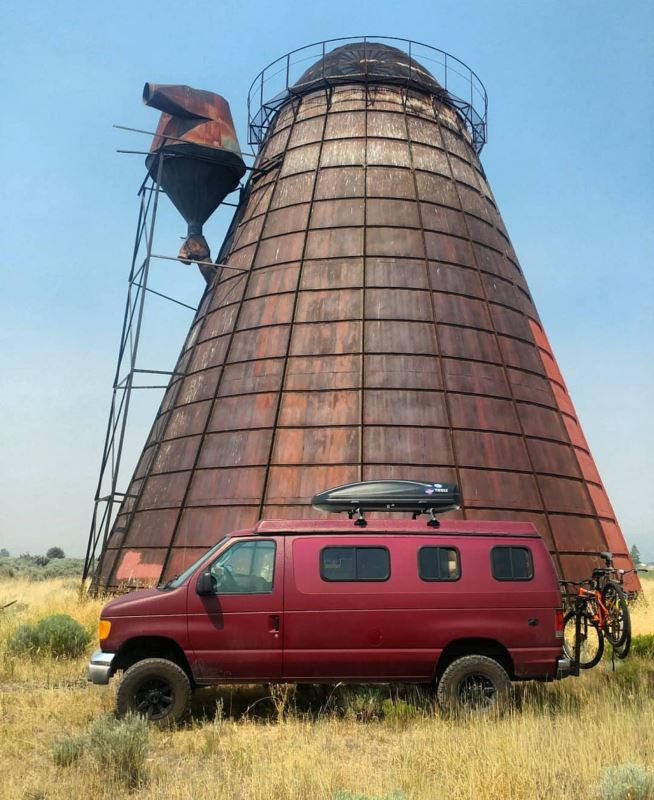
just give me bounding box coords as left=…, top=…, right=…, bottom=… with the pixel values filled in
left=282, top=536, right=435, bottom=681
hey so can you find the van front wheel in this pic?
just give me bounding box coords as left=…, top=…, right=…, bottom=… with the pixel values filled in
left=437, top=655, right=510, bottom=712
left=116, top=658, right=191, bottom=726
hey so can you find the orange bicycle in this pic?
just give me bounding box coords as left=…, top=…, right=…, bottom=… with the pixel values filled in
left=560, top=579, right=604, bottom=669
left=560, top=554, right=631, bottom=669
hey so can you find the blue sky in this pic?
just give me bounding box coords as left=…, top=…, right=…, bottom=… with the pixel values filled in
left=0, top=1, right=652, bottom=559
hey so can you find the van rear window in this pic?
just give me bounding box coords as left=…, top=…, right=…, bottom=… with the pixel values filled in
left=320, top=547, right=390, bottom=582
left=418, top=547, right=460, bottom=581
left=491, top=546, right=533, bottom=580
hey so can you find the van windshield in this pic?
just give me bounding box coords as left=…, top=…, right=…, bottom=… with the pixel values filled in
left=159, top=537, right=229, bottom=591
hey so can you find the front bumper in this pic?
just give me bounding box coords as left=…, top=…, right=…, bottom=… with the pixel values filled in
left=87, top=649, right=116, bottom=685
left=556, top=656, right=572, bottom=679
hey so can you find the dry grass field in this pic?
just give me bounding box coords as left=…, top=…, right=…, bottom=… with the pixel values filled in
left=1, top=577, right=652, bottom=800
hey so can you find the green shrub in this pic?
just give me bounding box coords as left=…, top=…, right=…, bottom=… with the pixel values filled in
left=7, top=614, right=90, bottom=658
left=52, top=715, right=149, bottom=789
left=598, top=762, right=654, bottom=800
left=631, top=634, right=654, bottom=659
left=46, top=547, right=65, bottom=560
left=7, top=624, right=40, bottom=654
left=52, top=735, right=85, bottom=767
left=86, top=714, right=149, bottom=788
left=339, top=686, right=386, bottom=721
left=605, top=658, right=654, bottom=697
left=0, top=556, right=84, bottom=581
left=23, top=791, right=46, bottom=800
left=381, top=698, right=420, bottom=725
left=40, top=559, right=84, bottom=580
left=0, top=563, right=15, bottom=579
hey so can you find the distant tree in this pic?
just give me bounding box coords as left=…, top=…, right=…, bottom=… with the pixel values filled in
left=630, top=544, right=641, bottom=565
left=0, top=548, right=9, bottom=558
left=46, top=547, right=65, bottom=560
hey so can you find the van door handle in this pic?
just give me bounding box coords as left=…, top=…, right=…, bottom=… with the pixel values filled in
left=270, top=614, right=280, bottom=633
left=528, top=618, right=540, bottom=626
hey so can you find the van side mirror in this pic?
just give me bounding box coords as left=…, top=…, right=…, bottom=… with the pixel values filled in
left=196, top=570, right=215, bottom=596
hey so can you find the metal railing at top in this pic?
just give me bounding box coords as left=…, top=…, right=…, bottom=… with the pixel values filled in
left=247, top=36, right=488, bottom=153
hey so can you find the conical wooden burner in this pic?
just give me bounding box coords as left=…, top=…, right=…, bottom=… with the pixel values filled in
left=94, top=47, right=635, bottom=592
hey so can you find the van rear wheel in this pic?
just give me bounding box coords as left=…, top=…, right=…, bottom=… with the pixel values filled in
left=437, top=655, right=510, bottom=713
left=116, top=658, right=191, bottom=726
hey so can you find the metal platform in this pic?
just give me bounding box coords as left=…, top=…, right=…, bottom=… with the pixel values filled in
left=247, top=37, right=488, bottom=153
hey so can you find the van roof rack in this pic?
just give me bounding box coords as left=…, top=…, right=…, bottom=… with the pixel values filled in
left=311, top=480, right=461, bottom=528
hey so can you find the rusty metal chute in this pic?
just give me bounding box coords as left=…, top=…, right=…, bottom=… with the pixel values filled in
left=144, top=83, right=246, bottom=265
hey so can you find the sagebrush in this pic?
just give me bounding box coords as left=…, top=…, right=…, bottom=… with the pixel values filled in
left=598, top=762, right=654, bottom=800
left=52, top=714, right=149, bottom=789
left=7, top=613, right=90, bottom=657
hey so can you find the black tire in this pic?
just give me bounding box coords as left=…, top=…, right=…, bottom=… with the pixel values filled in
left=116, top=658, right=191, bottom=726
left=601, top=582, right=630, bottom=648
left=437, top=655, right=510, bottom=713
left=614, top=636, right=631, bottom=660
left=613, top=612, right=632, bottom=660
left=563, top=611, right=604, bottom=669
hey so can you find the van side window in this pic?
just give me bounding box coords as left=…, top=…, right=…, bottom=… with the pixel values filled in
left=320, top=547, right=390, bottom=582
left=491, top=546, right=533, bottom=581
left=418, top=547, right=460, bottom=581
left=208, top=540, right=276, bottom=594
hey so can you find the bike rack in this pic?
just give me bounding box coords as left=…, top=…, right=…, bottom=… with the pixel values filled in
left=572, top=612, right=581, bottom=677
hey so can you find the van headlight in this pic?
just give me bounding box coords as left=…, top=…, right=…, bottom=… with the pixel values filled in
left=98, top=619, right=112, bottom=641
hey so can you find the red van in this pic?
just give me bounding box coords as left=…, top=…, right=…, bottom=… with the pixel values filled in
left=88, top=517, right=570, bottom=722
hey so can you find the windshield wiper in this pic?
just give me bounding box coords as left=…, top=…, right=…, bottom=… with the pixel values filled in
left=159, top=574, right=179, bottom=590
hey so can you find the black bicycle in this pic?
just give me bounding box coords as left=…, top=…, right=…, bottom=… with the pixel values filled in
left=609, top=565, right=644, bottom=659
left=590, top=552, right=631, bottom=651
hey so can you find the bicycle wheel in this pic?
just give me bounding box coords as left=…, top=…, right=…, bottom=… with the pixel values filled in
left=614, top=633, right=631, bottom=660
left=563, top=611, right=604, bottom=669
left=601, top=581, right=630, bottom=648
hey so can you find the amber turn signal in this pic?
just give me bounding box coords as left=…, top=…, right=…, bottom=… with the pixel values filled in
left=98, top=619, right=111, bottom=641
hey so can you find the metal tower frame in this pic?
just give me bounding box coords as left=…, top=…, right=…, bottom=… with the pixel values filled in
left=82, top=115, right=256, bottom=587
left=84, top=151, right=167, bottom=583
left=83, top=147, right=219, bottom=584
